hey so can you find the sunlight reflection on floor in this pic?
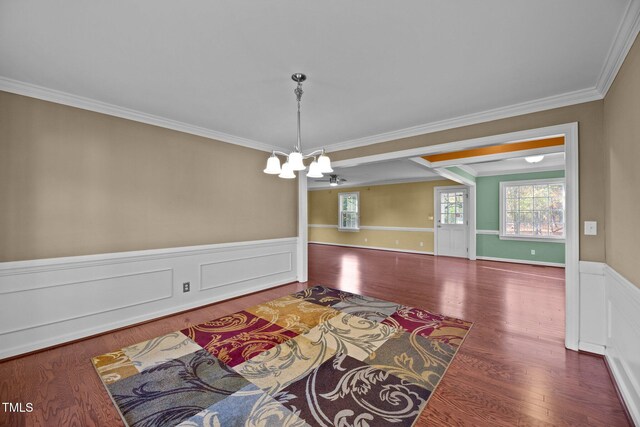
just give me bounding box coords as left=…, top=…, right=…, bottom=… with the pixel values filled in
left=337, top=253, right=361, bottom=294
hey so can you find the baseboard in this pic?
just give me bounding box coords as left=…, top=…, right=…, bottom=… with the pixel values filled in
left=475, top=256, right=565, bottom=267
left=603, top=265, right=640, bottom=426
left=578, top=341, right=605, bottom=355
left=606, top=347, right=640, bottom=426
left=0, top=238, right=298, bottom=360
left=603, top=353, right=638, bottom=427
left=309, top=241, right=434, bottom=255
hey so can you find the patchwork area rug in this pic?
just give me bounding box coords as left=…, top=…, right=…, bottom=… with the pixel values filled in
left=92, top=286, right=472, bottom=427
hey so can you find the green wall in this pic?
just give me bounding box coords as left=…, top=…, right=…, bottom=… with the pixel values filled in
left=476, top=170, right=565, bottom=264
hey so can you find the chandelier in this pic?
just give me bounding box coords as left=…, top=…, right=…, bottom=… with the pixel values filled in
left=263, top=73, right=333, bottom=179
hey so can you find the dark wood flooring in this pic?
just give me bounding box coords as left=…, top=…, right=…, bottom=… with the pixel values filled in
left=0, top=243, right=630, bottom=426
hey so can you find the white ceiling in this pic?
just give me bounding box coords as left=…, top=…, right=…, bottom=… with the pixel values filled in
left=308, top=158, right=439, bottom=189
left=308, top=150, right=565, bottom=189
left=0, top=1, right=636, bottom=153
left=463, top=152, right=565, bottom=176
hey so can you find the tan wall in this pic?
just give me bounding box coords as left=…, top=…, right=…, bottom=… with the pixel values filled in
left=309, top=228, right=434, bottom=253
left=308, top=180, right=454, bottom=253
left=0, top=91, right=297, bottom=262
left=604, top=35, right=640, bottom=288
left=331, top=101, right=605, bottom=262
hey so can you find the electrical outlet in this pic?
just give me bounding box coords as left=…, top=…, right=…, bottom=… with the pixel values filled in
left=420, top=242, right=424, bottom=247
left=395, top=240, right=399, bottom=245
left=183, top=282, right=190, bottom=293
left=531, top=249, right=535, bottom=255
left=364, top=238, right=368, bottom=242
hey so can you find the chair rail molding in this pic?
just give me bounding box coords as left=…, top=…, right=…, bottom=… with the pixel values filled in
left=308, top=224, right=434, bottom=232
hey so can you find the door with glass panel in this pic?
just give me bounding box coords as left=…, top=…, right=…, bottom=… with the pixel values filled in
left=435, top=187, right=468, bottom=258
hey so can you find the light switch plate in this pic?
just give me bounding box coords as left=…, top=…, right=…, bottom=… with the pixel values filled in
left=584, top=221, right=597, bottom=236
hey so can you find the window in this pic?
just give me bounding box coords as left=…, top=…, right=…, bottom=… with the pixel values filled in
left=439, top=190, right=466, bottom=225
left=500, top=178, right=565, bottom=240
left=338, top=192, right=359, bottom=231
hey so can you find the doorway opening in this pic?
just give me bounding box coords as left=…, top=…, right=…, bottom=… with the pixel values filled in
left=301, top=122, right=579, bottom=350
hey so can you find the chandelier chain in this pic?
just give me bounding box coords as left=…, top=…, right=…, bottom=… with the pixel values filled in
left=295, top=82, right=303, bottom=151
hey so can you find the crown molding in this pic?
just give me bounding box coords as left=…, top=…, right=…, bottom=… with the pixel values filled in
left=325, top=0, right=640, bottom=156
left=596, top=0, right=640, bottom=96
left=323, top=86, right=602, bottom=153
left=0, top=76, right=278, bottom=153
left=4, top=0, right=638, bottom=157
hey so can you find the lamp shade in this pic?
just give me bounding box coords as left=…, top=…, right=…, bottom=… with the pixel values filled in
left=278, top=161, right=296, bottom=179
left=289, top=152, right=305, bottom=171
left=317, top=154, right=333, bottom=173
left=263, top=155, right=282, bottom=174
left=306, top=161, right=323, bottom=178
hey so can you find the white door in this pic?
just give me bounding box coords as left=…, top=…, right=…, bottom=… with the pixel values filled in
left=435, top=187, right=468, bottom=258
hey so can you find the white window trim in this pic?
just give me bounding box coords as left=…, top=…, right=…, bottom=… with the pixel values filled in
left=338, top=191, right=360, bottom=232
left=499, top=177, right=566, bottom=242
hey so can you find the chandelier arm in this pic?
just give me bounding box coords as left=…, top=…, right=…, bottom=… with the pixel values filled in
left=302, top=149, right=325, bottom=159
left=272, top=150, right=290, bottom=157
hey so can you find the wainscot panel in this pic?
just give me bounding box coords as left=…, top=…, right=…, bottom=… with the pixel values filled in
left=578, top=261, right=606, bottom=354
left=604, top=265, right=640, bottom=425
left=0, top=238, right=298, bottom=360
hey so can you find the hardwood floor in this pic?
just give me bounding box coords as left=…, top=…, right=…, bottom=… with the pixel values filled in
left=0, top=243, right=630, bottom=426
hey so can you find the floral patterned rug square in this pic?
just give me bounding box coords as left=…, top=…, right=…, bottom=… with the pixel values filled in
left=92, top=286, right=472, bottom=427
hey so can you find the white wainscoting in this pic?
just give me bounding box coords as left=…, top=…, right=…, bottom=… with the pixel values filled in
left=578, top=261, right=606, bottom=354
left=0, top=237, right=298, bottom=360
left=604, top=265, right=640, bottom=425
